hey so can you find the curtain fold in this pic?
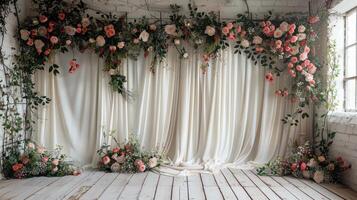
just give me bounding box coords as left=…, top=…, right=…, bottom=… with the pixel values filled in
left=34, top=45, right=311, bottom=170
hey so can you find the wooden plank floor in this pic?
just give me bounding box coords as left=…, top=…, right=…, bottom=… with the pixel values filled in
left=0, top=169, right=355, bottom=200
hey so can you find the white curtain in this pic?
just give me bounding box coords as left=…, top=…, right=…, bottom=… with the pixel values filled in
left=34, top=45, right=311, bottom=171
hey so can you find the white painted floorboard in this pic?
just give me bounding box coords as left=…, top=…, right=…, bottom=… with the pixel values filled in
left=0, top=169, right=353, bottom=200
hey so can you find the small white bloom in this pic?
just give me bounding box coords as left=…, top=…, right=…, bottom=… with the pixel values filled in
left=81, top=17, right=91, bottom=27
left=240, top=39, right=250, bottom=48
left=298, top=25, right=306, bottom=33
left=148, top=157, right=158, bottom=168
left=96, top=35, right=106, bottom=47
left=297, top=33, right=306, bottom=41
left=183, top=53, right=189, bottom=59
left=20, top=29, right=30, bottom=40
left=252, top=36, right=262, bottom=45
left=204, top=26, right=216, bottom=36
left=273, top=28, right=283, bottom=38
left=174, top=38, right=180, bottom=45
left=111, top=162, right=121, bottom=172
left=279, top=21, right=289, bottom=32
left=117, top=41, right=125, bottom=49
left=164, top=24, right=177, bottom=35
left=139, top=30, right=150, bottom=42
left=313, top=171, right=324, bottom=183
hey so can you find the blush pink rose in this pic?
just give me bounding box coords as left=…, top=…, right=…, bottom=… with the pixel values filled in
left=138, top=164, right=146, bottom=172
left=102, top=156, right=110, bottom=165
left=222, top=26, right=230, bottom=36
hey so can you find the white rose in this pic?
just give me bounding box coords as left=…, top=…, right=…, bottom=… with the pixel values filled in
left=302, top=170, right=310, bottom=179
left=164, top=24, right=177, bottom=35
left=96, top=35, right=106, bottom=47
left=291, top=45, right=300, bottom=55
left=20, top=29, right=30, bottom=40
left=139, top=30, right=150, bottom=42
left=117, top=41, right=125, bottom=49
left=273, top=28, right=283, bottom=38
left=204, top=26, right=216, bottom=36
left=297, top=33, right=306, bottom=41
left=307, top=159, right=317, bottom=167
left=109, top=69, right=117, bottom=75
left=298, top=25, right=306, bottom=33
left=89, top=38, right=95, bottom=43
left=313, top=171, right=324, bottom=183
left=183, top=53, right=189, bottom=59
left=81, top=17, right=90, bottom=27
left=279, top=21, right=289, bottom=32
left=34, top=39, right=45, bottom=51
left=149, top=24, right=157, bottom=31
left=174, top=39, right=180, bottom=45
left=305, top=73, right=314, bottom=82
left=240, top=39, right=250, bottom=48
left=252, top=36, right=262, bottom=44
left=27, top=142, right=35, bottom=149
left=148, top=157, right=158, bottom=168
left=64, top=26, right=76, bottom=36
left=111, top=162, right=121, bottom=172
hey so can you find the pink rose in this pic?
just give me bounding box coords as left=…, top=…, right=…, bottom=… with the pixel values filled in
left=274, top=28, right=283, bottom=38
left=228, top=33, right=236, bottom=41
left=265, top=72, right=274, bottom=82
left=134, top=159, right=144, bottom=166
left=304, top=46, right=310, bottom=53
left=102, top=156, right=110, bottom=165
left=109, top=45, right=117, bottom=52
left=282, top=89, right=289, bottom=97
left=222, top=26, right=230, bottom=36
left=42, top=156, right=49, bottom=163
left=164, top=24, right=177, bottom=35
left=50, top=36, right=59, bottom=44
left=66, top=40, right=72, bottom=46
left=299, top=53, right=308, bottom=61
left=300, top=162, right=307, bottom=171
left=290, top=36, right=298, bottom=43
left=263, top=26, right=270, bottom=35
left=288, top=69, right=296, bottom=78
left=291, top=163, right=298, bottom=171
left=296, top=65, right=303, bottom=71
left=58, top=12, right=66, bottom=20
left=226, top=22, right=234, bottom=29
left=275, top=90, right=282, bottom=96
left=39, top=15, right=48, bottom=23
left=290, top=56, right=298, bottom=63
left=252, top=36, right=262, bottom=45
left=236, top=25, right=242, bottom=33
left=138, top=164, right=146, bottom=172
left=113, top=147, right=120, bottom=153
left=275, top=40, right=282, bottom=48
left=298, top=25, right=306, bottom=33
left=52, top=159, right=59, bottom=166
left=288, top=62, right=294, bottom=68
left=279, top=21, right=289, bottom=32
left=308, top=16, right=320, bottom=24
left=255, top=47, right=264, bottom=52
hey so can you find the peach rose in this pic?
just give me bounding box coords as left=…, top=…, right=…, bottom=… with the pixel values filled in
left=96, top=35, right=106, bottom=47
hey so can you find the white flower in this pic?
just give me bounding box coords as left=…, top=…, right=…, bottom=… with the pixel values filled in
left=174, top=38, right=180, bottom=45
left=305, top=73, right=314, bottom=82
left=313, top=171, right=324, bottom=183
left=34, top=39, right=45, bottom=51
left=302, top=170, right=310, bottom=179
left=38, top=26, right=47, bottom=36
left=240, top=39, right=250, bottom=48
left=52, top=166, right=58, bottom=172
left=27, top=142, right=35, bottom=149
left=111, top=162, right=121, bottom=172
left=183, top=53, right=189, bottom=59
left=195, top=39, right=203, bottom=44
left=297, top=33, right=306, bottom=41
left=273, top=28, right=283, bottom=38
left=164, top=24, right=177, bottom=35
left=20, top=29, right=30, bottom=40
left=81, top=17, right=90, bottom=27
left=64, top=26, right=76, bottom=36
left=147, top=46, right=154, bottom=52
left=115, top=155, right=125, bottom=164
left=148, top=157, right=158, bottom=168
left=96, top=35, right=106, bottom=47
left=279, top=21, right=289, bottom=32
left=298, top=25, right=306, bottom=33
left=290, top=45, right=300, bottom=55
left=109, top=69, right=117, bottom=75
left=117, top=41, right=125, bottom=49
left=307, top=158, right=318, bottom=167
left=252, top=36, right=262, bottom=44
left=139, top=30, right=150, bottom=42
left=149, top=24, right=157, bottom=31
left=204, top=26, right=216, bottom=36
left=89, top=38, right=95, bottom=43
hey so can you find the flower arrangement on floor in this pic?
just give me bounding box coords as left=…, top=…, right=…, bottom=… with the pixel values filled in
left=97, top=135, right=163, bottom=173
left=2, top=141, right=80, bottom=179
left=257, top=141, right=351, bottom=183
left=13, top=0, right=325, bottom=125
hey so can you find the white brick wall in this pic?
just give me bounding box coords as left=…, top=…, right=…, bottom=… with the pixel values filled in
left=328, top=112, right=357, bottom=191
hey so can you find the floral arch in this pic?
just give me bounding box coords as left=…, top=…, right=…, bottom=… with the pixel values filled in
left=0, top=0, right=328, bottom=178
